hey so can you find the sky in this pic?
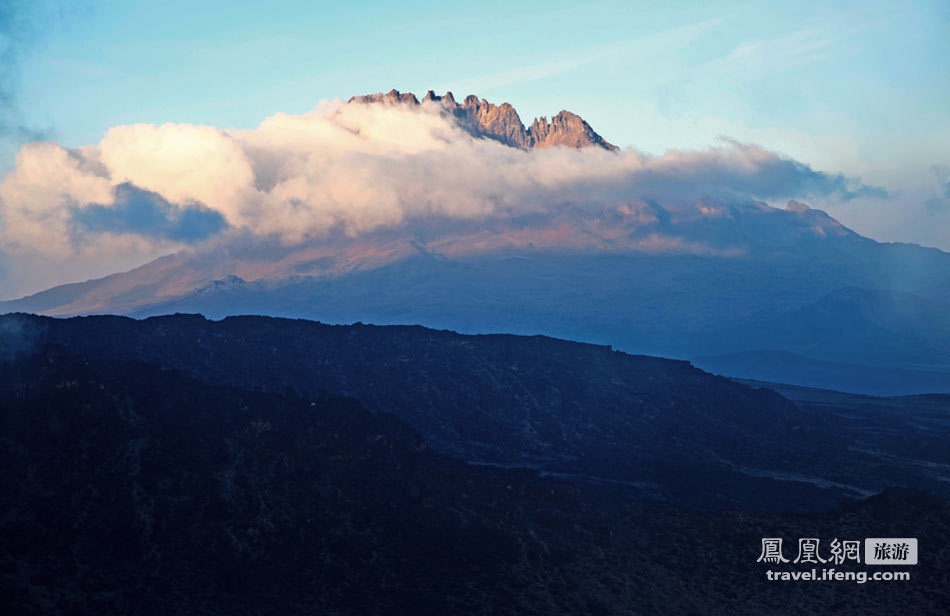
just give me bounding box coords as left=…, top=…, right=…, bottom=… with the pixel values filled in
left=0, top=0, right=948, bottom=297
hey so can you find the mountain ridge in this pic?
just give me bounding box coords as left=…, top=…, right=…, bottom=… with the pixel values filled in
left=349, top=88, right=618, bottom=151
left=2, top=226, right=949, bottom=395
left=5, top=312, right=950, bottom=510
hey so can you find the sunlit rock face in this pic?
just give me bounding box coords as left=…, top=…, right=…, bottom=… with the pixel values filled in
left=350, top=89, right=618, bottom=151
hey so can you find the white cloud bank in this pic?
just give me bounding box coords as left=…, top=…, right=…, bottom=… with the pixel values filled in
left=0, top=98, right=885, bottom=258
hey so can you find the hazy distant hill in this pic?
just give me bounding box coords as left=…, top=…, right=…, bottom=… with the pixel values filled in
left=695, top=350, right=950, bottom=396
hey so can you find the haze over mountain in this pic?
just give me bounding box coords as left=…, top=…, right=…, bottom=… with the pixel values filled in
left=1, top=91, right=946, bottom=393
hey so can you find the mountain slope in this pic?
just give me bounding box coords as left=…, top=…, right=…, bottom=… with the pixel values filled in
left=5, top=313, right=950, bottom=511
left=4, top=200, right=948, bottom=327
left=3, top=346, right=947, bottom=614
left=2, top=231, right=948, bottom=394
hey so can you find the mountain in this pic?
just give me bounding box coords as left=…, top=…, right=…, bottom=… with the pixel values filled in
left=5, top=313, right=950, bottom=512
left=2, top=320, right=948, bottom=614
left=3, top=205, right=948, bottom=394
left=2, top=93, right=948, bottom=394
left=350, top=89, right=618, bottom=150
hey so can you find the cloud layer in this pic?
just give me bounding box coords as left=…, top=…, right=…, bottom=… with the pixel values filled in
left=0, top=98, right=885, bottom=257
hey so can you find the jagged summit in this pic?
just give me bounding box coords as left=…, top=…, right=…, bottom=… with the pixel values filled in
left=348, top=89, right=618, bottom=151
left=351, top=88, right=422, bottom=106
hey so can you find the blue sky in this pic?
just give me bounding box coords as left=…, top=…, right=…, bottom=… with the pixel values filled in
left=1, top=0, right=949, bottom=255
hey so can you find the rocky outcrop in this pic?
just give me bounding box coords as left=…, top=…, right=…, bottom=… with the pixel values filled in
left=348, top=88, right=618, bottom=151
left=527, top=110, right=618, bottom=150
left=348, top=88, right=421, bottom=105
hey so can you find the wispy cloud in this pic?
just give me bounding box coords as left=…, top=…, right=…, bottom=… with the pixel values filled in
left=0, top=1, right=62, bottom=141
left=434, top=18, right=724, bottom=95
left=651, top=15, right=888, bottom=118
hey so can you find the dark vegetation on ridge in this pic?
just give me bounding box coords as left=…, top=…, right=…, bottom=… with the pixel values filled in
left=3, top=313, right=949, bottom=513
left=1, top=344, right=946, bottom=615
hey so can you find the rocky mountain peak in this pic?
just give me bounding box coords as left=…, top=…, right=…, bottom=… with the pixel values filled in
left=528, top=110, right=618, bottom=151
left=348, top=88, right=420, bottom=106
left=349, top=89, right=617, bottom=151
